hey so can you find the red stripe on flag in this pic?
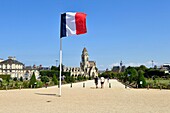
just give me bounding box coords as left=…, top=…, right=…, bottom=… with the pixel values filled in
left=75, top=12, right=87, bottom=35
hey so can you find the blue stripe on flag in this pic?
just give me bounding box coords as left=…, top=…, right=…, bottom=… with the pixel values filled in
left=60, top=13, right=66, bottom=38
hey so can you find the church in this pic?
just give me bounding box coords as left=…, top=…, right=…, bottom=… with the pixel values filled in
left=63, top=48, right=98, bottom=77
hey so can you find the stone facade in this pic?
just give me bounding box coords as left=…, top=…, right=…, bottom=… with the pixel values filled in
left=63, top=48, right=98, bottom=77
left=0, top=56, right=39, bottom=80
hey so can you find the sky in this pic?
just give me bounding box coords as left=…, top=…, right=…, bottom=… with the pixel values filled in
left=0, top=0, right=170, bottom=70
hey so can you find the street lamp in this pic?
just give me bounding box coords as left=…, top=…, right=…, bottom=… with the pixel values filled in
left=56, top=60, right=58, bottom=67
left=152, top=60, right=154, bottom=68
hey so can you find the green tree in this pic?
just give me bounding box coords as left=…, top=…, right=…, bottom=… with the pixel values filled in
left=36, top=80, right=43, bottom=88
left=52, top=74, right=58, bottom=85
left=29, top=72, right=36, bottom=88
left=70, top=76, right=75, bottom=83
left=20, top=76, right=23, bottom=82
left=125, top=67, right=138, bottom=83
left=51, top=66, right=58, bottom=71
left=138, top=65, right=147, bottom=71
left=23, top=81, right=29, bottom=88
left=41, top=76, right=50, bottom=83
left=137, top=70, right=146, bottom=88
left=13, top=77, right=17, bottom=81
left=2, top=80, right=8, bottom=88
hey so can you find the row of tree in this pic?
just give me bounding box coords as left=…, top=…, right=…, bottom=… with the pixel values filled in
left=100, top=65, right=170, bottom=88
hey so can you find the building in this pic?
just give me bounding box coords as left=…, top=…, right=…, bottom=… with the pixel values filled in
left=0, top=56, right=39, bottom=80
left=161, top=63, right=170, bottom=74
left=63, top=48, right=98, bottom=77
left=112, top=61, right=126, bottom=73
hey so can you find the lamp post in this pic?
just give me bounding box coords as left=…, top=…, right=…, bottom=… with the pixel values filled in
left=56, top=60, right=58, bottom=67
left=152, top=60, right=154, bottom=68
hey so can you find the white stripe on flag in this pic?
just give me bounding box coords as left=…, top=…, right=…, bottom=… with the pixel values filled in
left=66, top=12, right=76, bottom=36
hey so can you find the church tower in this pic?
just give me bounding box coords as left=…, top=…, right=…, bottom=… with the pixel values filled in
left=80, top=47, right=90, bottom=76
left=81, top=48, right=89, bottom=69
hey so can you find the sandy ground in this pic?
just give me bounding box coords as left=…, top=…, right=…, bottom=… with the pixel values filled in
left=0, top=79, right=170, bottom=113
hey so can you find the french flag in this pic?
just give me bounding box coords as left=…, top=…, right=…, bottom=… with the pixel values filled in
left=60, top=12, right=87, bottom=38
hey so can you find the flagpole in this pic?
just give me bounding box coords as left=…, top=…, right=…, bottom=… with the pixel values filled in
left=59, top=37, right=62, bottom=97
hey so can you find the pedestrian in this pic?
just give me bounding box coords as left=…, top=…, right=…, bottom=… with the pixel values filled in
left=94, top=76, right=98, bottom=88
left=107, top=77, right=109, bottom=83
left=100, top=77, right=105, bottom=88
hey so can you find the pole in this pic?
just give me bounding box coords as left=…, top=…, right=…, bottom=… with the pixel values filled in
left=59, top=38, right=62, bottom=97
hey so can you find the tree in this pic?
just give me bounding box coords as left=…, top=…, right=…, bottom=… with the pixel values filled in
left=20, top=76, right=23, bottom=82
left=137, top=70, right=146, bottom=88
left=51, top=66, right=58, bottom=71
left=52, top=74, right=58, bottom=85
left=13, top=77, right=17, bottom=81
left=29, top=72, right=36, bottom=88
left=125, top=67, right=138, bottom=83
left=41, top=76, right=50, bottom=83
left=138, top=65, right=147, bottom=71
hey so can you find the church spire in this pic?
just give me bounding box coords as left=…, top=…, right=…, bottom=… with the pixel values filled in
left=82, top=47, right=88, bottom=54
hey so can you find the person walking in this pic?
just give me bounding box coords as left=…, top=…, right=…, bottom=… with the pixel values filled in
left=100, top=77, right=105, bottom=88
left=94, top=76, right=98, bottom=88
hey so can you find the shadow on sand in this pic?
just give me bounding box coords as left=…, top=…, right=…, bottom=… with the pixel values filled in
left=35, top=93, right=61, bottom=97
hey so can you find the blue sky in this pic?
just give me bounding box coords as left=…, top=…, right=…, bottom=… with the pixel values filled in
left=0, top=0, right=170, bottom=70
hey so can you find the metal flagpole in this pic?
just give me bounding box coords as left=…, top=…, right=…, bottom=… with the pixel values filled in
left=59, top=37, right=62, bottom=97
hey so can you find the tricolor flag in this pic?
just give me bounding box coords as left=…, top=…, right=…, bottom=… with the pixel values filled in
left=60, top=12, right=87, bottom=38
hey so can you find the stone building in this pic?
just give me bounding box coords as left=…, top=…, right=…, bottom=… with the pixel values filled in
left=112, top=61, right=126, bottom=73
left=0, top=56, right=39, bottom=80
left=63, top=48, right=98, bottom=77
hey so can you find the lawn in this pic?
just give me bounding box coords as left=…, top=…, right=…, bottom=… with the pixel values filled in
left=146, top=78, right=170, bottom=89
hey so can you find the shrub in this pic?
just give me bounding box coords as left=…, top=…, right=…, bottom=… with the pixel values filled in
left=70, top=76, right=75, bottom=83
left=36, top=81, right=43, bottom=88
left=88, top=76, right=92, bottom=80
left=52, top=74, right=58, bottom=85
left=13, top=77, right=18, bottom=81
left=83, top=76, right=87, bottom=81
left=77, top=75, right=83, bottom=81
left=65, top=76, right=75, bottom=83
left=20, top=76, right=23, bottom=82
left=0, top=75, right=10, bottom=81
left=2, top=80, right=8, bottom=87
left=137, top=70, right=146, bottom=88
left=41, top=76, right=50, bottom=83
left=23, top=81, right=29, bottom=88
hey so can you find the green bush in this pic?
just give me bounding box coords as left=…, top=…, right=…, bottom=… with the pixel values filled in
left=70, top=76, right=75, bottom=83
left=20, top=76, right=23, bottom=82
left=0, top=75, right=10, bottom=81
left=77, top=75, right=83, bottom=81
left=2, top=80, right=8, bottom=87
left=8, top=80, right=14, bottom=88
left=36, top=81, right=43, bottom=88
left=83, top=76, right=87, bottom=80
left=65, top=76, right=75, bottom=83
left=88, top=76, right=92, bottom=80
left=23, top=81, right=29, bottom=88
left=13, top=77, right=17, bottom=81
left=41, top=76, right=50, bottom=83
left=137, top=70, right=146, bottom=88
left=52, top=74, right=58, bottom=85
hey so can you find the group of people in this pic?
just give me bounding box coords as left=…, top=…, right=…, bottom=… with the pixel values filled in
left=94, top=76, right=108, bottom=88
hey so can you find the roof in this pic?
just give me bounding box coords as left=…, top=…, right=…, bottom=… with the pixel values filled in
left=0, top=59, right=24, bottom=65
left=89, top=61, right=96, bottom=67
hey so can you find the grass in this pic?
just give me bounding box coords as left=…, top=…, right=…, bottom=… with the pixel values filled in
left=146, top=78, right=170, bottom=89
